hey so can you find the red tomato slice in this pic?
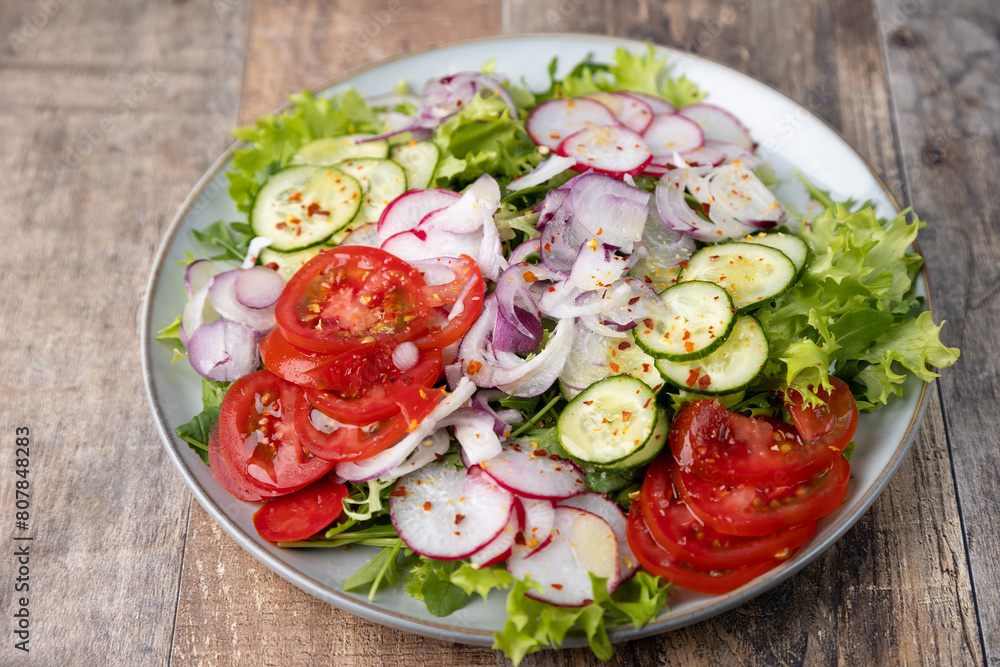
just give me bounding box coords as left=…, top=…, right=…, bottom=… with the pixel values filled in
left=785, top=377, right=859, bottom=453
left=670, top=400, right=841, bottom=487
left=218, top=370, right=334, bottom=494
left=294, top=386, right=443, bottom=462
left=412, top=255, right=485, bottom=351
left=673, top=455, right=851, bottom=537
left=259, top=327, right=339, bottom=387
left=640, top=455, right=818, bottom=570
left=208, top=424, right=263, bottom=502
left=626, top=503, right=791, bottom=595
left=275, top=246, right=430, bottom=354
left=251, top=475, right=349, bottom=542
left=304, top=348, right=443, bottom=425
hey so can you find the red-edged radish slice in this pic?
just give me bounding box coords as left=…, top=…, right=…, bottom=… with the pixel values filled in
left=506, top=506, right=621, bottom=606
left=479, top=441, right=586, bottom=500
left=625, top=91, right=677, bottom=115
left=643, top=113, right=704, bottom=156
left=680, top=145, right=727, bottom=167
left=586, top=92, right=654, bottom=133
left=558, top=492, right=639, bottom=580
left=678, top=103, right=754, bottom=151
left=376, top=188, right=460, bottom=242
left=557, top=125, right=652, bottom=177
left=526, top=98, right=620, bottom=151
left=390, top=462, right=515, bottom=560
left=340, top=222, right=380, bottom=248
left=470, top=509, right=520, bottom=568
left=705, top=139, right=756, bottom=162
left=514, top=497, right=555, bottom=557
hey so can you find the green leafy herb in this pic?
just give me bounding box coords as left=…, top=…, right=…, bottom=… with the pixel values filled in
left=191, top=219, right=252, bottom=264
left=154, top=316, right=183, bottom=342
left=174, top=408, right=217, bottom=465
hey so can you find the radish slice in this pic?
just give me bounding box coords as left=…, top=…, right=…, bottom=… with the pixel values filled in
left=390, top=462, right=515, bottom=561
left=379, top=429, right=450, bottom=482
left=515, top=497, right=555, bottom=557
left=376, top=188, right=461, bottom=242
left=586, top=92, right=654, bottom=133
left=526, top=98, right=621, bottom=151
left=680, top=146, right=726, bottom=167
left=185, top=259, right=222, bottom=299
left=479, top=441, right=586, bottom=500
left=678, top=103, right=754, bottom=151
left=624, top=91, right=676, bottom=115
left=470, top=510, right=520, bottom=568
left=558, top=125, right=652, bottom=177
left=705, top=139, right=756, bottom=162
left=506, top=506, right=620, bottom=606
left=340, top=222, right=380, bottom=248
left=186, top=319, right=260, bottom=382
left=558, top=492, right=639, bottom=580
left=234, top=266, right=283, bottom=310
left=642, top=113, right=705, bottom=156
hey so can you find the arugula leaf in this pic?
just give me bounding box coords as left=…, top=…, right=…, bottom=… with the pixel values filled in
left=155, top=316, right=183, bottom=342
left=191, top=220, right=252, bottom=264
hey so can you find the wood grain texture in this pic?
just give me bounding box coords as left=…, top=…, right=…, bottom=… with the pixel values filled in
left=0, top=0, right=251, bottom=665
left=873, top=0, right=1000, bottom=662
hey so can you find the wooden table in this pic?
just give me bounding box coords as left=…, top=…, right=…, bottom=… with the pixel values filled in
left=2, top=0, right=996, bottom=664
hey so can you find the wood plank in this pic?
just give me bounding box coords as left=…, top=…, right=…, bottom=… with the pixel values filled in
left=0, top=0, right=252, bottom=664
left=169, top=1, right=504, bottom=665
left=505, top=0, right=981, bottom=664
left=873, top=0, right=1000, bottom=661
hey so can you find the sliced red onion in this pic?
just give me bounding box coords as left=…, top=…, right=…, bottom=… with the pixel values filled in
left=707, top=159, right=787, bottom=227
left=568, top=174, right=649, bottom=253
left=526, top=97, right=620, bottom=151
left=638, top=197, right=697, bottom=267
left=378, top=429, right=451, bottom=482
left=557, top=125, right=652, bottom=177
left=568, top=244, right=633, bottom=291
left=439, top=407, right=503, bottom=466
left=392, top=341, right=419, bottom=372
left=494, top=262, right=558, bottom=338
left=507, top=155, right=577, bottom=193
left=180, top=279, right=220, bottom=347
left=208, top=269, right=277, bottom=333
left=185, top=259, right=223, bottom=299
left=234, top=266, right=283, bottom=310
left=558, top=326, right=619, bottom=396
left=678, top=103, right=754, bottom=151
left=625, top=91, right=676, bottom=115
left=376, top=188, right=460, bottom=242
left=493, top=305, right=543, bottom=355
left=335, top=378, right=476, bottom=482
left=458, top=296, right=575, bottom=397
left=642, top=113, right=705, bottom=156
left=186, top=319, right=259, bottom=382
left=365, top=90, right=423, bottom=110
left=476, top=214, right=508, bottom=282
left=472, top=389, right=518, bottom=437
left=241, top=236, right=274, bottom=269
left=539, top=195, right=579, bottom=273
left=508, top=239, right=541, bottom=264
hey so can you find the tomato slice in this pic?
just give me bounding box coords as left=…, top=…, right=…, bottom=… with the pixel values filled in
left=640, top=455, right=817, bottom=570
left=626, top=503, right=791, bottom=595
left=305, top=348, right=443, bottom=425
left=670, top=400, right=841, bottom=487
left=275, top=246, right=430, bottom=354
left=412, top=255, right=485, bottom=351
left=208, top=424, right=263, bottom=502
left=673, top=455, right=851, bottom=537
left=259, top=327, right=339, bottom=387
left=785, top=377, right=859, bottom=454
left=294, top=386, right=444, bottom=462
left=217, top=370, right=334, bottom=494
left=251, top=475, right=349, bottom=542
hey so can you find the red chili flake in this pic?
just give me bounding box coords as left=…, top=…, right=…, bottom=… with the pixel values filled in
left=535, top=449, right=548, bottom=458
left=709, top=255, right=720, bottom=261
left=390, top=486, right=407, bottom=498
left=643, top=318, right=654, bottom=329
left=618, top=341, right=631, bottom=350
left=628, top=297, right=641, bottom=306
left=265, top=262, right=280, bottom=271
left=549, top=454, right=561, bottom=461
left=552, top=584, right=564, bottom=590
left=643, top=397, right=653, bottom=409
left=642, top=363, right=651, bottom=373
left=514, top=532, right=526, bottom=545
left=701, top=202, right=712, bottom=217
left=610, top=362, right=620, bottom=373
left=678, top=260, right=689, bottom=269
left=698, top=374, right=713, bottom=390
left=423, top=501, right=432, bottom=511
left=682, top=330, right=691, bottom=341
left=685, top=341, right=695, bottom=353
left=644, top=276, right=653, bottom=284
left=454, top=514, right=466, bottom=525
left=622, top=411, right=632, bottom=422
left=686, top=368, right=702, bottom=388
left=523, top=271, right=539, bottom=283
left=467, top=360, right=483, bottom=375
left=288, top=191, right=302, bottom=202
left=547, top=286, right=557, bottom=293
left=583, top=400, right=594, bottom=406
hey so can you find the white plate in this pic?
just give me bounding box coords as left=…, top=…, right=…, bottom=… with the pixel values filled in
left=141, top=34, right=930, bottom=648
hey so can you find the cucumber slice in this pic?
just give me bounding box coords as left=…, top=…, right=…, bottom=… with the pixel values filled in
left=335, top=158, right=408, bottom=228
left=742, top=231, right=808, bottom=280
left=290, top=134, right=389, bottom=165
left=391, top=141, right=440, bottom=190
left=557, top=375, right=658, bottom=465
left=258, top=245, right=325, bottom=282
left=680, top=242, right=797, bottom=312
left=655, top=315, right=768, bottom=394
left=249, top=166, right=362, bottom=251
left=559, top=329, right=664, bottom=400
left=634, top=281, right=736, bottom=361
left=606, top=406, right=669, bottom=470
